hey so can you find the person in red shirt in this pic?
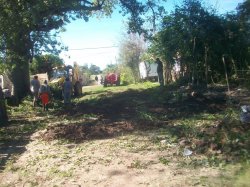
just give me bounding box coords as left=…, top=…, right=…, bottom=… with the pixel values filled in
left=39, top=80, right=51, bottom=111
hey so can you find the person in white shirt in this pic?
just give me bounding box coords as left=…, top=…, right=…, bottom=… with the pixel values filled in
left=30, top=75, right=40, bottom=107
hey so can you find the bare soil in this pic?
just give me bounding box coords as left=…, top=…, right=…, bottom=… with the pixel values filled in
left=0, top=85, right=249, bottom=187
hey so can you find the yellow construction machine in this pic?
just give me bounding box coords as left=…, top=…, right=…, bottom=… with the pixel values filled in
left=50, top=62, right=83, bottom=96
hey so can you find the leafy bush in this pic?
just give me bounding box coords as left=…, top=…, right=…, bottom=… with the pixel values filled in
left=120, top=66, right=136, bottom=85
left=49, top=83, right=62, bottom=100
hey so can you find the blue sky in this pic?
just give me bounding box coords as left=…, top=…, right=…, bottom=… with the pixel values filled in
left=59, top=0, right=245, bottom=70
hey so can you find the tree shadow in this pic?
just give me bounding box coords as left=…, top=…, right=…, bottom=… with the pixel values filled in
left=54, top=85, right=227, bottom=121
left=46, top=86, right=227, bottom=142
left=0, top=118, right=46, bottom=171
left=1, top=85, right=248, bottom=171
left=44, top=85, right=250, bottom=162
left=24, top=84, right=250, bottom=165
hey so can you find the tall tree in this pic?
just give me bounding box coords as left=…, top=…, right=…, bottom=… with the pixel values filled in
left=30, top=54, right=64, bottom=79
left=0, top=0, right=166, bottom=101
left=103, top=64, right=119, bottom=74
left=236, top=0, right=250, bottom=71
left=148, top=0, right=249, bottom=85
left=89, top=64, right=101, bottom=75
left=119, top=33, right=146, bottom=83
left=0, top=86, right=8, bottom=125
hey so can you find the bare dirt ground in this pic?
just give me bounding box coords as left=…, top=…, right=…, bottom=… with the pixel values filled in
left=0, top=84, right=249, bottom=187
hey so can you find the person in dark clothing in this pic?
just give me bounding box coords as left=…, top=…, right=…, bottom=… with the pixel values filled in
left=156, top=58, right=164, bottom=86
left=0, top=86, right=8, bottom=124
left=63, top=77, right=72, bottom=105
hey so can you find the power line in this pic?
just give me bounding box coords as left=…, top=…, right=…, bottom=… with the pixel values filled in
left=68, top=45, right=118, bottom=51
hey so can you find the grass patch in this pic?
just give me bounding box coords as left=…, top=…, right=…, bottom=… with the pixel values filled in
left=1, top=82, right=250, bottom=186
left=5, top=159, right=20, bottom=172
left=159, top=157, right=170, bottom=165
left=234, top=169, right=250, bottom=187
left=48, top=166, right=74, bottom=178
left=129, top=160, right=147, bottom=169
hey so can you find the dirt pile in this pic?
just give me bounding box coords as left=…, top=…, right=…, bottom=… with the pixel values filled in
left=41, top=121, right=134, bottom=142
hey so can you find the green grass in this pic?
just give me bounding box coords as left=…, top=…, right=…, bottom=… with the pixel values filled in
left=1, top=82, right=250, bottom=186
left=129, top=159, right=147, bottom=169
left=82, top=83, right=158, bottom=95
left=159, top=157, right=170, bottom=165
left=234, top=165, right=250, bottom=187
left=48, top=166, right=73, bottom=178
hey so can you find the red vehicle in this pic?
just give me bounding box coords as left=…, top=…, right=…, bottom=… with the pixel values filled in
left=103, top=73, right=120, bottom=87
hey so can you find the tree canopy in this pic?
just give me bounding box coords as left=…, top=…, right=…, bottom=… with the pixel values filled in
left=118, top=33, right=146, bottom=83
left=0, top=0, right=166, bottom=100
left=89, top=64, right=101, bottom=74
left=148, top=0, right=250, bottom=85
left=30, top=54, right=64, bottom=79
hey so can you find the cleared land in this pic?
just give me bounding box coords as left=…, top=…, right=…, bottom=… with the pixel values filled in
left=0, top=83, right=250, bottom=187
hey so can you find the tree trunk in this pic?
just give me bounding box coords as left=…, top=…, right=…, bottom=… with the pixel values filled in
left=204, top=46, right=208, bottom=87
left=6, top=36, right=31, bottom=102
left=163, top=62, right=167, bottom=85
left=163, top=62, right=171, bottom=85
left=231, top=58, right=238, bottom=78
left=0, top=87, right=8, bottom=125
left=192, top=37, right=196, bottom=86
left=9, top=58, right=30, bottom=101
left=222, top=55, right=230, bottom=93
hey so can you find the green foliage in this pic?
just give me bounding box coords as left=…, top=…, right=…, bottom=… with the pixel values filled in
left=80, top=63, right=91, bottom=76
left=0, top=59, right=6, bottom=74
left=0, top=0, right=166, bottom=99
left=120, top=66, right=136, bottom=85
left=30, top=54, right=64, bottom=78
left=118, top=33, right=146, bottom=83
left=89, top=64, right=101, bottom=75
left=102, top=64, right=119, bottom=75
left=148, top=0, right=250, bottom=86
left=49, top=83, right=62, bottom=100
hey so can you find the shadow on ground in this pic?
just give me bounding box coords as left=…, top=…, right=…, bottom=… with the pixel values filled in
left=55, top=86, right=228, bottom=121
left=43, top=86, right=233, bottom=143
left=1, top=85, right=249, bottom=171
left=42, top=86, right=250, bottom=162
left=0, top=117, right=46, bottom=171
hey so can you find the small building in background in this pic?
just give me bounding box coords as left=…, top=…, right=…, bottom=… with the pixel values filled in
left=0, top=74, right=12, bottom=98
left=89, top=74, right=102, bottom=85
left=139, top=62, right=158, bottom=81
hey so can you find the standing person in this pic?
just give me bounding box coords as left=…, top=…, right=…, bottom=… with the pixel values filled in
left=0, top=86, right=8, bottom=124
left=39, top=80, right=51, bottom=111
left=100, top=76, right=104, bottom=84
left=156, top=58, right=164, bottom=86
left=95, top=75, right=99, bottom=84
left=63, top=77, right=72, bottom=105
left=30, top=75, right=40, bottom=107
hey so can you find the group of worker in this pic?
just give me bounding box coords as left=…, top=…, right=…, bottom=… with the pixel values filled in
left=30, top=58, right=163, bottom=111
left=30, top=76, right=72, bottom=111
